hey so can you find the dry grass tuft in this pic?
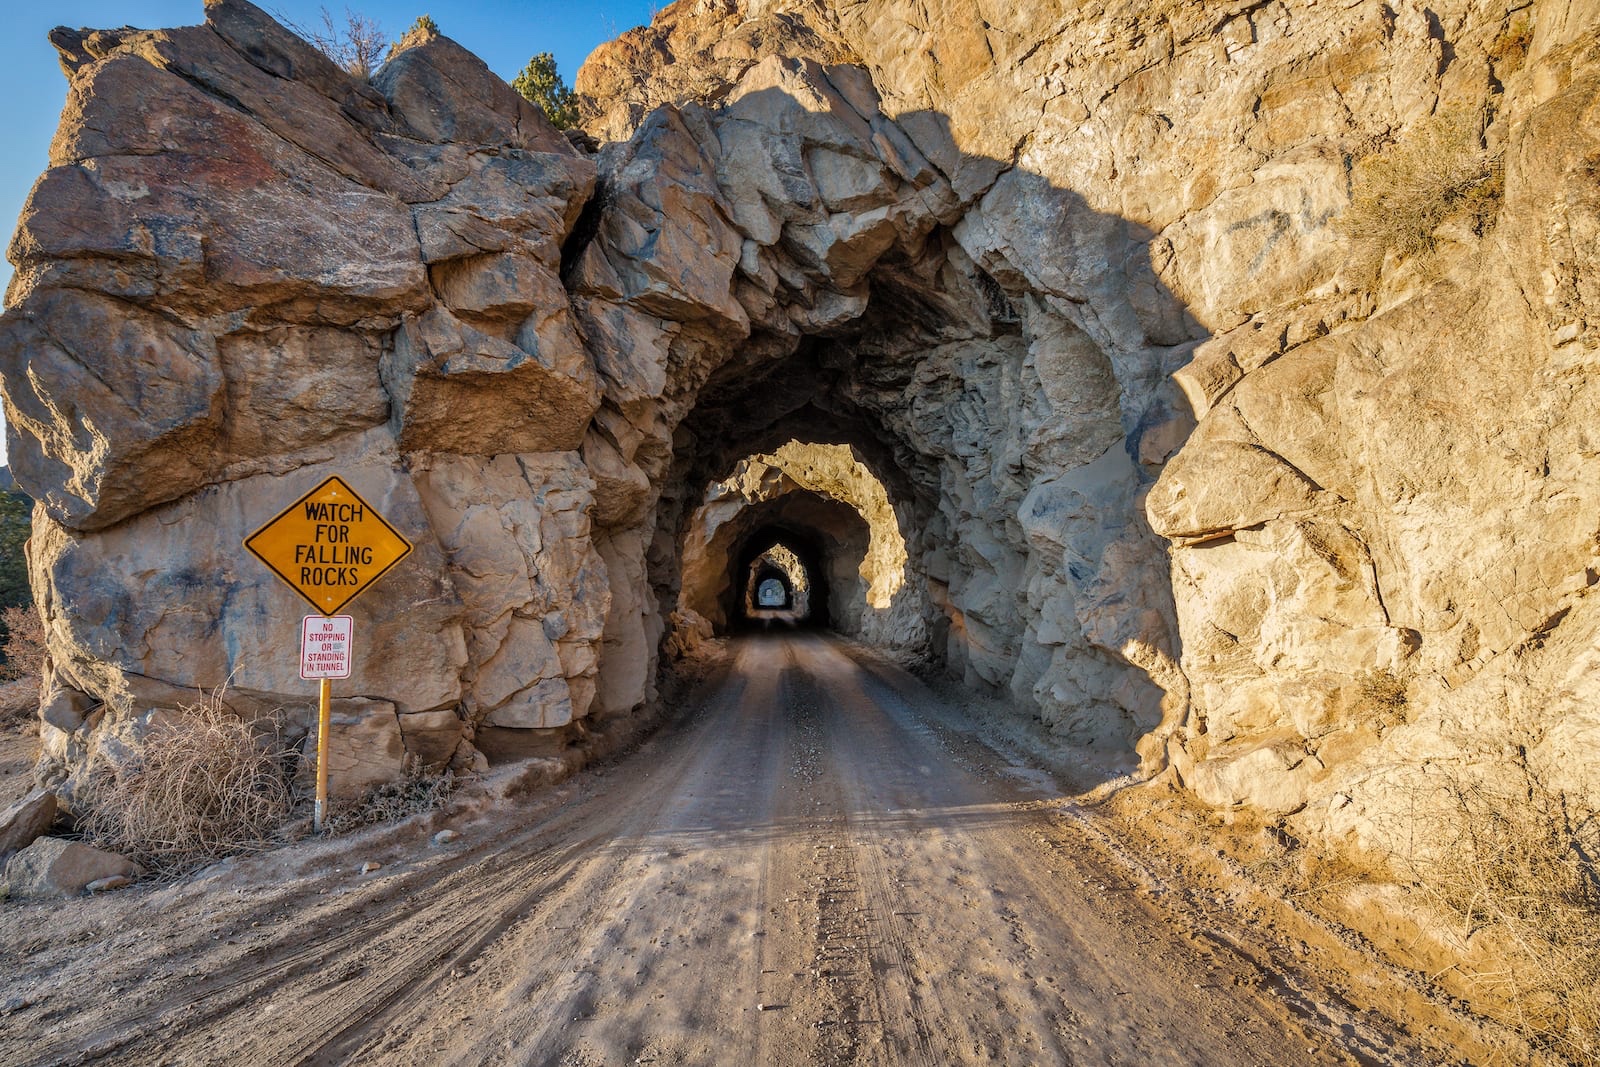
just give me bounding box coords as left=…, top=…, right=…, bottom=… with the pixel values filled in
left=1340, top=108, right=1504, bottom=279
left=323, top=755, right=458, bottom=833
left=1358, top=667, right=1409, bottom=729
left=1488, top=16, right=1533, bottom=74
left=0, top=605, right=46, bottom=730
left=0, top=604, right=45, bottom=684
left=1395, top=755, right=1600, bottom=1064
left=79, top=687, right=295, bottom=877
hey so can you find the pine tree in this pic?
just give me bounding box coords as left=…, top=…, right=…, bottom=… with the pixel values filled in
left=512, top=53, right=579, bottom=130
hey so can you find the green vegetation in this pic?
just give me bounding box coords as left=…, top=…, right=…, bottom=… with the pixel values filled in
left=384, top=14, right=441, bottom=64
left=0, top=490, right=29, bottom=610
left=0, top=489, right=38, bottom=684
left=513, top=52, right=580, bottom=130
left=1339, top=108, right=1504, bottom=278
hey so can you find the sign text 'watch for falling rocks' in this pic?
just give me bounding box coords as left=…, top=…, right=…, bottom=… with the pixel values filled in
left=244, top=476, right=414, bottom=615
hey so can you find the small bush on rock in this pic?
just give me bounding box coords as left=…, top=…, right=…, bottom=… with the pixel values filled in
left=1488, top=16, right=1533, bottom=74
left=1357, top=667, right=1408, bottom=728
left=1340, top=108, right=1504, bottom=278
left=79, top=688, right=295, bottom=877
left=323, top=755, right=458, bottom=833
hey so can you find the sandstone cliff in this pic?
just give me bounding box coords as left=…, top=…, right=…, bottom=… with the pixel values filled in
left=0, top=0, right=1597, bottom=881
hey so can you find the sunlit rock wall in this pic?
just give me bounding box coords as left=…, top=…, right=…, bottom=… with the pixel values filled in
left=581, top=0, right=1600, bottom=852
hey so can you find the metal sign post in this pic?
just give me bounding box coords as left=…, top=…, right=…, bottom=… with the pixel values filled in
left=245, top=477, right=413, bottom=832
left=300, top=614, right=353, bottom=832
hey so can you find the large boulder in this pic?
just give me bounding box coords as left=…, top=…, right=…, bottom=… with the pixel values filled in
left=0, top=792, right=57, bottom=862
left=2, top=837, right=142, bottom=899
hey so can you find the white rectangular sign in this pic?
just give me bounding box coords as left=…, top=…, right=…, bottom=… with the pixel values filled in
left=300, top=615, right=353, bottom=680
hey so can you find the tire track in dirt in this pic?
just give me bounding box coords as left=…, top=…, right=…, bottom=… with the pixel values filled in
left=16, top=657, right=749, bottom=1067
left=26, top=827, right=599, bottom=1065
left=792, top=633, right=1367, bottom=1065
left=316, top=638, right=793, bottom=1066
left=780, top=659, right=942, bottom=1067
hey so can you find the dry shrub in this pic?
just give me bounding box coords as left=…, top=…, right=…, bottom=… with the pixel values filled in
left=323, top=755, right=457, bottom=834
left=1488, top=16, right=1533, bottom=74
left=0, top=604, right=42, bottom=729
left=0, top=604, right=45, bottom=683
left=79, top=688, right=294, bottom=877
left=1357, top=667, right=1409, bottom=729
left=1340, top=107, right=1504, bottom=278
left=1395, top=755, right=1600, bottom=1064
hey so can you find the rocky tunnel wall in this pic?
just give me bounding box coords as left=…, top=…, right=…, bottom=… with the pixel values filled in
left=2, top=0, right=1598, bottom=863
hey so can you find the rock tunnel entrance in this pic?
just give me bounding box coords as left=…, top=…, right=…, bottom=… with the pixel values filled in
left=676, top=440, right=906, bottom=640
left=735, top=527, right=818, bottom=628
left=0, top=8, right=1198, bottom=809
left=8, top=0, right=1597, bottom=939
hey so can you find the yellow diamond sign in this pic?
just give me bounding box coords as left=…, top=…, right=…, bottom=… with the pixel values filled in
left=244, top=476, right=414, bottom=615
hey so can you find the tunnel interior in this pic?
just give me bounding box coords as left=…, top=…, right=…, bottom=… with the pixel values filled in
left=732, top=525, right=824, bottom=629
left=654, top=258, right=987, bottom=670
left=642, top=220, right=1170, bottom=757
left=671, top=429, right=925, bottom=652
left=655, top=261, right=984, bottom=674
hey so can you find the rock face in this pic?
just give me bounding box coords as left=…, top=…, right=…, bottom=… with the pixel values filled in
left=3, top=3, right=604, bottom=805
left=578, top=0, right=1600, bottom=857
left=2, top=0, right=1599, bottom=872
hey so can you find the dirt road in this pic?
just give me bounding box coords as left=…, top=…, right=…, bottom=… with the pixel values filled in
left=2, top=634, right=1484, bottom=1065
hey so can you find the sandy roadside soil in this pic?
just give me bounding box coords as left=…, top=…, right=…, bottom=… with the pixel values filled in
left=0, top=634, right=1535, bottom=1066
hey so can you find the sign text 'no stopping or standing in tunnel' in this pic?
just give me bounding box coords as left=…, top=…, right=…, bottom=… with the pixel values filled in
left=244, top=475, right=413, bottom=615
left=300, top=615, right=353, bottom=680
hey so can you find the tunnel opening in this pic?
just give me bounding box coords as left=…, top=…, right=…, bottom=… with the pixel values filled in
left=639, top=185, right=1186, bottom=765
left=754, top=574, right=790, bottom=609
left=732, top=526, right=824, bottom=630
left=673, top=438, right=928, bottom=649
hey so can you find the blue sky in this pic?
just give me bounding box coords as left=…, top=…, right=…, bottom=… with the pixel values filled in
left=0, top=0, right=657, bottom=465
